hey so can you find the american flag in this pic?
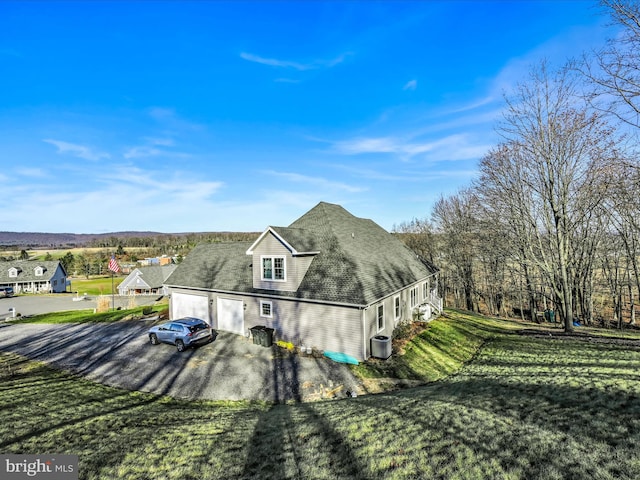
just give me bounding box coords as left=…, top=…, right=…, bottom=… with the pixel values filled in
left=108, top=255, right=120, bottom=273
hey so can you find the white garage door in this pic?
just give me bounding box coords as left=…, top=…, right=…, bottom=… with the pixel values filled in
left=217, top=297, right=244, bottom=335
left=171, top=292, right=210, bottom=324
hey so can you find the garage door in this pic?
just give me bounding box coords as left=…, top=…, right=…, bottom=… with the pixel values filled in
left=217, top=297, right=244, bottom=335
left=171, top=292, right=210, bottom=324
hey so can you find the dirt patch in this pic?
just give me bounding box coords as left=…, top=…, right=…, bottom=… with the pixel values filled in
left=518, top=329, right=640, bottom=348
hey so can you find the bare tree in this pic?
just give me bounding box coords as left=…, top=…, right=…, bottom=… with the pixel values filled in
left=432, top=189, right=479, bottom=312
left=580, top=0, right=640, bottom=129
left=495, top=62, right=619, bottom=331
left=476, top=143, right=542, bottom=322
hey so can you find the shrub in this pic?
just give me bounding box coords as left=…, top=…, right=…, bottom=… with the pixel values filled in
left=96, top=296, right=110, bottom=313
left=142, top=306, right=153, bottom=315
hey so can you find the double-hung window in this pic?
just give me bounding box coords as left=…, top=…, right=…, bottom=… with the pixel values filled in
left=262, top=256, right=285, bottom=281
left=260, top=300, right=273, bottom=318
left=410, top=287, right=418, bottom=308
left=377, top=304, right=384, bottom=331
left=394, top=295, right=401, bottom=322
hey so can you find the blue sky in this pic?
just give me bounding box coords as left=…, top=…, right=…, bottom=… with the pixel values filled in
left=0, top=1, right=611, bottom=233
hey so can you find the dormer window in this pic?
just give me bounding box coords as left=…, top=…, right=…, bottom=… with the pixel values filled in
left=8, top=267, right=19, bottom=278
left=261, top=256, right=285, bottom=281
left=35, top=266, right=44, bottom=276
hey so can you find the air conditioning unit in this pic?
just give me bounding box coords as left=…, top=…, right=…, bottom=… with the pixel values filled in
left=371, top=335, right=392, bottom=359
left=418, top=304, right=431, bottom=320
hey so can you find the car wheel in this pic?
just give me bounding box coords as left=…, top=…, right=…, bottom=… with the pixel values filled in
left=149, top=334, right=159, bottom=345
left=176, top=340, right=185, bottom=352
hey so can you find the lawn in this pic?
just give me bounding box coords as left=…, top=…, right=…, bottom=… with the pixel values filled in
left=10, top=305, right=168, bottom=324
left=1, top=309, right=639, bottom=479
left=70, top=276, right=124, bottom=296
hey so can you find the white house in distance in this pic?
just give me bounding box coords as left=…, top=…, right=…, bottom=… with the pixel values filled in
left=118, top=265, right=177, bottom=296
left=165, top=202, right=442, bottom=361
left=0, top=260, right=68, bottom=294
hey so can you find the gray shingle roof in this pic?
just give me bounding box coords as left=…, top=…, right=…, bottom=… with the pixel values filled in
left=166, top=202, right=436, bottom=306
left=166, top=242, right=254, bottom=292
left=288, top=202, right=436, bottom=304
left=129, top=265, right=177, bottom=288
left=0, top=260, right=64, bottom=283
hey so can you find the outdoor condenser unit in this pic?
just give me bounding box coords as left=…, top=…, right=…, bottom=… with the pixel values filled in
left=371, top=335, right=392, bottom=360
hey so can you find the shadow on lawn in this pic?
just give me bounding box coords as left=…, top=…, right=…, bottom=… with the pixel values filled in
left=241, top=402, right=368, bottom=480
left=353, top=362, right=640, bottom=479
left=0, top=323, right=209, bottom=478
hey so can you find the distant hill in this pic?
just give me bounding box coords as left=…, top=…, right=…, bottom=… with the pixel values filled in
left=0, top=231, right=255, bottom=248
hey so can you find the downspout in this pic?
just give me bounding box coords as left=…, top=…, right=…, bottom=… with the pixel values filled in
left=361, top=306, right=367, bottom=361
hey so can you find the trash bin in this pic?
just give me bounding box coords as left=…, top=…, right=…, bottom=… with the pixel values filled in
left=544, top=310, right=555, bottom=323
left=250, top=326, right=265, bottom=345
left=263, top=328, right=274, bottom=347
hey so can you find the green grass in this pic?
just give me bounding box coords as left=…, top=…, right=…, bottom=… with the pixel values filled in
left=351, top=309, right=522, bottom=384
left=70, top=276, right=124, bottom=296
left=10, top=305, right=167, bottom=324
left=1, top=309, right=640, bottom=479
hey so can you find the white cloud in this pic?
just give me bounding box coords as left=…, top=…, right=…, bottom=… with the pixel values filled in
left=0, top=166, right=226, bottom=232
left=145, top=137, right=175, bottom=147
left=17, top=167, right=47, bottom=178
left=123, top=146, right=163, bottom=159
left=330, top=133, right=491, bottom=163
left=264, top=170, right=366, bottom=193
left=403, top=79, right=417, bottom=91
left=43, top=139, right=110, bottom=161
left=240, top=51, right=351, bottom=71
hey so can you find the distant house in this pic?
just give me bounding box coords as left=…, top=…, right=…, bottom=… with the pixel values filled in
left=138, top=256, right=173, bottom=267
left=118, top=265, right=177, bottom=296
left=0, top=260, right=68, bottom=294
left=165, top=202, right=442, bottom=361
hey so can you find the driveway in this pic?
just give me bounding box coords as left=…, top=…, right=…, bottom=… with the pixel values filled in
left=0, top=319, right=364, bottom=403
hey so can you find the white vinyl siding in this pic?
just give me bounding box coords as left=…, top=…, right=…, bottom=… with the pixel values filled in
left=243, top=296, right=363, bottom=360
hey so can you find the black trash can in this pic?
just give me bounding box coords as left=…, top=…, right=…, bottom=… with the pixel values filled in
left=250, top=326, right=265, bottom=345
left=263, top=328, right=274, bottom=347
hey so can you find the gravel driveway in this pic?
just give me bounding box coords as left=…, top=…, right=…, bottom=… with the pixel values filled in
left=0, top=318, right=363, bottom=403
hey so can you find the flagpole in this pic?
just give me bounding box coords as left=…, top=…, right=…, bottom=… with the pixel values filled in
left=108, top=254, right=120, bottom=311
left=111, top=268, right=115, bottom=311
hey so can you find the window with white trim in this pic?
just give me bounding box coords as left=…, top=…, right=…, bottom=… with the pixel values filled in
left=394, top=295, right=401, bottom=322
left=410, top=286, right=418, bottom=308
left=35, top=267, right=43, bottom=276
left=262, top=256, right=285, bottom=281
left=377, top=304, right=384, bottom=331
left=8, top=268, right=17, bottom=278
left=260, top=300, right=273, bottom=318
